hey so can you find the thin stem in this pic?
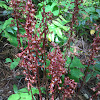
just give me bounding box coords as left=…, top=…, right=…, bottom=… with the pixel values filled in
left=36, top=50, right=42, bottom=100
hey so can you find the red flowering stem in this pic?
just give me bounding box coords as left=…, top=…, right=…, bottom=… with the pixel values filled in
left=36, top=46, right=42, bottom=100
left=77, top=24, right=100, bottom=97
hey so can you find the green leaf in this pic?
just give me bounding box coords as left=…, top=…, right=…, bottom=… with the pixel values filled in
left=6, top=0, right=9, bottom=2
left=84, top=7, right=95, bottom=13
left=70, top=68, right=84, bottom=82
left=66, top=56, right=71, bottom=66
left=86, top=74, right=92, bottom=82
left=56, top=18, right=62, bottom=25
left=4, top=30, right=18, bottom=47
left=13, top=84, right=18, bottom=94
left=3, top=18, right=13, bottom=30
left=70, top=56, right=85, bottom=68
left=40, top=87, right=46, bottom=94
left=5, top=58, right=12, bottom=63
left=0, top=2, right=8, bottom=9
left=8, top=94, right=20, bottom=100
left=45, top=59, right=50, bottom=68
left=94, top=63, right=100, bottom=71
left=53, top=10, right=59, bottom=16
left=30, top=87, right=39, bottom=94
left=52, top=20, right=63, bottom=27
left=10, top=61, right=19, bottom=70
left=59, top=15, right=69, bottom=23
left=18, top=88, right=28, bottom=93
left=96, top=8, right=100, bottom=17
left=55, top=36, right=60, bottom=43
left=0, top=25, right=3, bottom=32
left=52, top=20, right=70, bottom=31
left=47, top=33, right=54, bottom=42
left=20, top=93, right=32, bottom=100
left=13, top=57, right=20, bottom=62
left=51, top=48, right=55, bottom=52
left=45, top=5, right=52, bottom=12
left=61, top=75, right=65, bottom=84
left=12, top=26, right=17, bottom=31
left=6, top=27, right=14, bottom=34
left=56, top=28, right=63, bottom=39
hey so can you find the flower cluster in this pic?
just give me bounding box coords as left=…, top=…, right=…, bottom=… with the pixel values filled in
left=47, top=46, right=66, bottom=94
left=90, top=74, right=100, bottom=100
left=63, top=77, right=77, bottom=98
left=10, top=0, right=77, bottom=99
left=10, top=0, right=52, bottom=92
left=70, top=0, right=83, bottom=33
left=47, top=45, right=77, bottom=99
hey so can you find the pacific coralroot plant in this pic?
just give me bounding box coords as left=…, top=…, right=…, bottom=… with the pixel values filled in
left=8, top=0, right=100, bottom=100
left=9, top=0, right=77, bottom=99
left=47, top=44, right=77, bottom=99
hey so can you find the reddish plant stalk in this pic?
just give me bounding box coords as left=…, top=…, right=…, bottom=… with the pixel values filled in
left=77, top=24, right=100, bottom=96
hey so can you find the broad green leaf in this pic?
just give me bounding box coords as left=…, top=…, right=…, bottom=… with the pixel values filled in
left=30, top=87, right=39, bottom=94
left=48, top=23, right=56, bottom=32
left=94, top=63, right=100, bottom=71
left=86, top=74, right=92, bottom=82
left=96, top=9, right=100, bottom=17
left=8, top=94, right=20, bottom=100
left=6, top=27, right=14, bottom=34
left=13, top=84, right=18, bottom=94
left=56, top=18, right=62, bottom=25
left=61, top=26, right=70, bottom=31
left=51, top=2, right=57, bottom=9
left=52, top=20, right=70, bottom=31
left=59, top=15, right=69, bottom=23
left=3, top=18, right=13, bottom=30
left=56, top=28, right=63, bottom=39
left=52, top=20, right=63, bottom=27
left=0, top=2, right=8, bottom=9
left=66, top=57, right=71, bottom=67
left=70, top=68, right=84, bottom=82
left=61, top=75, right=65, bottom=84
left=12, top=26, right=17, bottom=31
left=45, top=5, right=52, bottom=12
left=70, top=56, right=85, bottom=68
left=20, top=93, right=32, bottom=100
left=93, top=70, right=100, bottom=77
left=40, top=87, right=46, bottom=94
left=13, top=58, right=20, bottom=62
left=4, top=30, right=18, bottom=47
left=55, top=36, right=60, bottom=43
left=53, top=10, right=59, bottom=16
left=0, top=1, right=6, bottom=3
left=51, top=48, right=55, bottom=52
left=0, top=25, right=3, bottom=32
left=6, top=0, right=9, bottom=2
left=84, top=7, right=95, bottom=13
left=10, top=62, right=19, bottom=70
left=47, top=33, right=54, bottom=42
left=5, top=58, right=12, bottom=63
left=18, top=88, right=28, bottom=93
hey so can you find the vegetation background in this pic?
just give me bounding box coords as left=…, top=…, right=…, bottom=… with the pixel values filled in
left=0, top=0, right=100, bottom=100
